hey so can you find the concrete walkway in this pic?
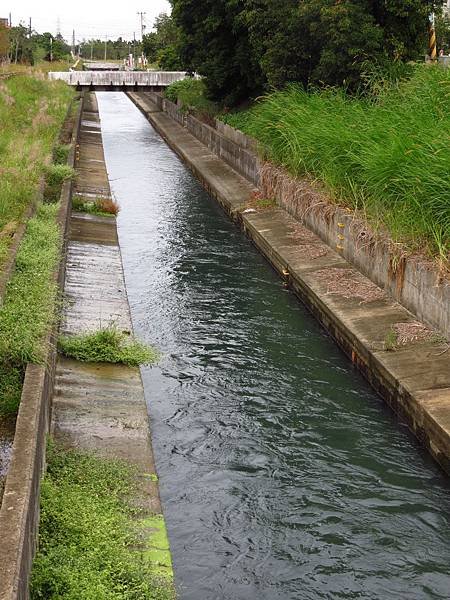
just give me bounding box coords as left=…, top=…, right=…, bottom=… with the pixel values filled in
left=129, top=91, right=450, bottom=475
left=51, top=92, right=172, bottom=572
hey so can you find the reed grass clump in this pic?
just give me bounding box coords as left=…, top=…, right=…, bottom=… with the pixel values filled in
left=221, top=64, right=450, bottom=261
left=58, top=326, right=159, bottom=366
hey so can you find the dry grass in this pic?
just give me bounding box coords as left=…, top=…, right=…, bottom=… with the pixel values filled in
left=392, top=321, right=433, bottom=346
left=315, top=267, right=386, bottom=304
left=97, top=197, right=120, bottom=215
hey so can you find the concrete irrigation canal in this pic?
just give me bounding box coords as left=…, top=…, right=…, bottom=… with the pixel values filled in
left=93, top=92, right=450, bottom=599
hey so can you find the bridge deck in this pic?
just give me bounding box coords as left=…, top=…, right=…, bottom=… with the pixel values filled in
left=49, top=71, right=195, bottom=89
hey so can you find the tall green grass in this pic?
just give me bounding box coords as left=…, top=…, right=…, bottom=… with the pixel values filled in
left=221, top=64, right=450, bottom=261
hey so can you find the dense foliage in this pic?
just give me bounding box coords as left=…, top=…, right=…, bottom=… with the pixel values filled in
left=171, top=0, right=443, bottom=104
left=142, top=13, right=184, bottom=69
left=221, top=64, right=450, bottom=260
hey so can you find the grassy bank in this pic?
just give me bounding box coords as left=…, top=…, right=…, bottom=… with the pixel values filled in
left=0, top=69, right=74, bottom=418
left=0, top=203, right=62, bottom=416
left=31, top=443, right=174, bottom=600
left=0, top=70, right=73, bottom=268
left=221, top=65, right=450, bottom=263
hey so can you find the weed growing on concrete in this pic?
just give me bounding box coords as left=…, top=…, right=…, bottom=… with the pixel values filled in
left=384, top=328, right=398, bottom=352
left=30, top=442, right=175, bottom=600
left=221, top=64, right=450, bottom=263
left=0, top=203, right=60, bottom=416
left=72, top=195, right=119, bottom=216
left=58, top=326, right=159, bottom=366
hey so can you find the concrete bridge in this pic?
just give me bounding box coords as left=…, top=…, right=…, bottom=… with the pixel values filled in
left=48, top=71, right=196, bottom=91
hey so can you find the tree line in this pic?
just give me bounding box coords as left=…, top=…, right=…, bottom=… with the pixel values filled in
left=0, top=23, right=142, bottom=65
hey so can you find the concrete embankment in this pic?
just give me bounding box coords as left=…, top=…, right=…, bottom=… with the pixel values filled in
left=52, top=92, right=172, bottom=574
left=128, top=91, right=450, bottom=476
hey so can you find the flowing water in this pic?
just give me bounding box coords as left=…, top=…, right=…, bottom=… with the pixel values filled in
left=97, top=93, right=450, bottom=600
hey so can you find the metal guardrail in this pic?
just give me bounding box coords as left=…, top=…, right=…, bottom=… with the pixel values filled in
left=48, top=70, right=195, bottom=87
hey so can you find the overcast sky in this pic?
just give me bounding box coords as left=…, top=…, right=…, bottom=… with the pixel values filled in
left=5, top=0, right=171, bottom=42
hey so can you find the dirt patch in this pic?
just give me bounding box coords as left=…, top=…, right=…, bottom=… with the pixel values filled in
left=315, top=267, right=385, bottom=304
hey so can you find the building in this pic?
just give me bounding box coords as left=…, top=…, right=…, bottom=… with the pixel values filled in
left=0, top=18, right=9, bottom=28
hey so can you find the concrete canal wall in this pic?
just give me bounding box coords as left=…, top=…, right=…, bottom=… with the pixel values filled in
left=128, top=91, right=450, bottom=476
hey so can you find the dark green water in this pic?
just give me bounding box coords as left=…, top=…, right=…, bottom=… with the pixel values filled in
left=98, top=93, right=450, bottom=600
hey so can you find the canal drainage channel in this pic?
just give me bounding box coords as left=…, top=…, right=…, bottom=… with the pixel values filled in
left=97, top=92, right=450, bottom=600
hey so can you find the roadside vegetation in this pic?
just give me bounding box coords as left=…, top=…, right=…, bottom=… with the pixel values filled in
left=58, top=326, right=159, bottom=367
left=31, top=442, right=174, bottom=600
left=220, top=64, right=450, bottom=261
left=0, top=71, right=73, bottom=268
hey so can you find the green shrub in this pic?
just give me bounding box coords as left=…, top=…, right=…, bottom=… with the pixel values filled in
left=165, top=78, right=217, bottom=118
left=58, top=326, right=159, bottom=366
left=44, top=163, right=75, bottom=187
left=31, top=443, right=174, bottom=600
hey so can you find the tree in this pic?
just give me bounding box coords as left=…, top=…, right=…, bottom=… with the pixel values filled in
left=34, top=32, right=70, bottom=62
left=143, top=13, right=184, bottom=70
left=172, top=0, right=263, bottom=104
left=435, top=9, right=450, bottom=53
left=172, top=0, right=444, bottom=105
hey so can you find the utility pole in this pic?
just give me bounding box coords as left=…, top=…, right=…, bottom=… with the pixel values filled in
left=137, top=11, right=146, bottom=39
left=28, top=17, right=32, bottom=38
left=104, top=35, right=107, bottom=61
left=8, top=12, right=11, bottom=27
left=429, top=12, right=437, bottom=61
left=90, top=39, right=93, bottom=60
left=72, top=29, right=75, bottom=56
left=50, top=35, right=53, bottom=62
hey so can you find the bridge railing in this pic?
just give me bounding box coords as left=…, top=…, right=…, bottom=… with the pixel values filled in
left=48, top=71, right=196, bottom=87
